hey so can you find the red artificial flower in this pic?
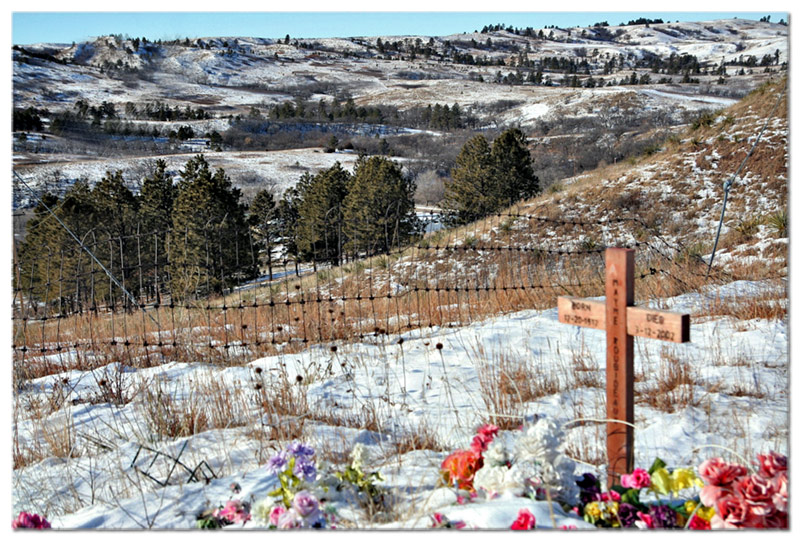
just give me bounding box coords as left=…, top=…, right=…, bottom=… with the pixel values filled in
left=510, top=508, right=536, bottom=530
left=441, top=449, right=482, bottom=491
left=687, top=515, right=711, bottom=530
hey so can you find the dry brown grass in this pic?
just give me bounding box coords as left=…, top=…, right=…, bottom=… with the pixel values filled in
left=637, top=351, right=699, bottom=413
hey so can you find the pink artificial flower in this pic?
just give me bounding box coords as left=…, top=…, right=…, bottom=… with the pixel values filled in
left=292, top=490, right=319, bottom=517
left=620, top=468, right=651, bottom=490
left=277, top=508, right=303, bottom=529
left=510, top=508, right=536, bottom=530
left=734, top=474, right=776, bottom=517
left=635, top=511, right=653, bottom=529
left=470, top=424, right=499, bottom=454
left=430, top=513, right=465, bottom=529
left=12, top=512, right=51, bottom=529
left=599, top=490, right=620, bottom=502
left=217, top=500, right=251, bottom=525
left=477, top=424, right=500, bottom=439
left=561, top=525, right=578, bottom=530
left=698, top=458, right=748, bottom=487
left=711, top=495, right=750, bottom=529
left=771, top=471, right=788, bottom=513
left=269, top=505, right=287, bottom=526
left=757, top=451, right=787, bottom=478
left=700, top=484, right=728, bottom=508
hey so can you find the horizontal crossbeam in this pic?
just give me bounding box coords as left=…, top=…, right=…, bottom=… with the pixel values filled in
left=557, top=296, right=690, bottom=343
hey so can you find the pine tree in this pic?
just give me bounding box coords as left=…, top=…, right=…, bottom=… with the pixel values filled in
left=441, top=134, right=496, bottom=225
left=489, top=128, right=539, bottom=205
left=275, top=186, right=302, bottom=275
left=138, top=160, right=175, bottom=298
left=295, top=163, right=351, bottom=266
left=342, top=156, right=418, bottom=257
left=91, top=170, right=140, bottom=303
left=169, top=155, right=254, bottom=299
left=441, top=129, right=539, bottom=226
left=16, top=181, right=99, bottom=308
left=248, top=188, right=279, bottom=280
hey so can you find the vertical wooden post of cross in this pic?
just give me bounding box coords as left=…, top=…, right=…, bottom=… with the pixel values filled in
left=604, top=247, right=635, bottom=486
left=558, top=247, right=690, bottom=488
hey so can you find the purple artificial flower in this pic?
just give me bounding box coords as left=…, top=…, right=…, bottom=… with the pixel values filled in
left=617, top=503, right=639, bottom=528
left=292, top=490, right=320, bottom=517
left=287, top=441, right=315, bottom=459
left=649, top=504, right=679, bottom=529
left=576, top=472, right=598, bottom=490
left=293, top=457, right=318, bottom=481
left=266, top=450, right=288, bottom=474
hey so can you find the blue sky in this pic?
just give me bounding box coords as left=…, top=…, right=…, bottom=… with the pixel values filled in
left=12, top=10, right=788, bottom=45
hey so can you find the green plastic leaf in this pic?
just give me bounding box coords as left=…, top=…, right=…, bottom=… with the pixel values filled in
left=648, top=457, right=667, bottom=475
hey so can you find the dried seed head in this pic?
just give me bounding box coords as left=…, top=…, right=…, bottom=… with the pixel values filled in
left=436, top=343, right=444, bottom=350
left=296, top=375, right=303, bottom=383
left=254, top=366, right=263, bottom=374
left=330, top=345, right=338, bottom=353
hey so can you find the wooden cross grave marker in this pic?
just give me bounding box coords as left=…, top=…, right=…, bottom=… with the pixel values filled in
left=557, top=247, right=690, bottom=487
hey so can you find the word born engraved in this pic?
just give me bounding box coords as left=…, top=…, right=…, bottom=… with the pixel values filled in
left=571, top=300, right=593, bottom=312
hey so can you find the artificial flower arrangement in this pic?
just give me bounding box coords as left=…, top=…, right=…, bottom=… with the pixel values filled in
left=576, top=451, right=788, bottom=529
left=439, top=418, right=788, bottom=530
left=195, top=441, right=391, bottom=529
left=18, top=427, right=785, bottom=530
left=441, top=418, right=578, bottom=505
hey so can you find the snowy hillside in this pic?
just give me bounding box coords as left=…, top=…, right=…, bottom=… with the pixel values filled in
left=12, top=279, right=787, bottom=528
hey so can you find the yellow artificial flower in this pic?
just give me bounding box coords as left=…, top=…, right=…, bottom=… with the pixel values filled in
left=684, top=500, right=697, bottom=515
left=584, top=502, right=602, bottom=520
left=649, top=468, right=672, bottom=495
left=670, top=468, right=703, bottom=495
left=696, top=506, right=715, bottom=522
left=604, top=502, right=620, bottom=518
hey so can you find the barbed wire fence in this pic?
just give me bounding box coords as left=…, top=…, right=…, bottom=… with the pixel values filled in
left=12, top=191, right=722, bottom=382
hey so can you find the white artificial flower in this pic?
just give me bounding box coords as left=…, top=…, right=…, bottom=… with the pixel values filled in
left=505, top=419, right=579, bottom=505
left=350, top=443, right=366, bottom=469
left=251, top=498, right=274, bottom=525
left=483, top=439, right=508, bottom=467
left=473, top=465, right=521, bottom=496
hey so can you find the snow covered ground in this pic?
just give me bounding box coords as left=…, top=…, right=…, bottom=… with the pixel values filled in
left=12, top=279, right=787, bottom=529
